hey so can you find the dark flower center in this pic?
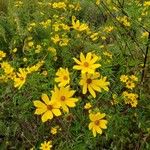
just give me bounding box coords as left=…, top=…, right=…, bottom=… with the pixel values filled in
left=63, top=76, right=68, bottom=80
left=94, top=120, right=100, bottom=126
left=60, top=96, right=66, bottom=101
left=84, top=62, right=89, bottom=67
left=47, top=105, right=53, bottom=110
left=86, top=78, right=92, bottom=84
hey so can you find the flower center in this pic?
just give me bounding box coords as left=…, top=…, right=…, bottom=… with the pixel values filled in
left=47, top=105, right=53, bottom=110
left=60, top=96, right=66, bottom=101
left=63, top=75, right=68, bottom=80
left=20, top=77, right=24, bottom=80
left=84, top=62, right=89, bottom=67
left=86, top=78, right=92, bottom=84
left=94, top=120, right=100, bottom=126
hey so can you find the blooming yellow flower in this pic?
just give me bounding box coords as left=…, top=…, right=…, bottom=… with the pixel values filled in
left=40, top=141, right=52, bottom=150
left=129, top=75, right=138, bottom=82
left=0, top=50, right=6, bottom=60
left=84, top=102, right=92, bottom=110
left=89, top=112, right=108, bottom=137
left=122, top=91, right=138, bottom=107
left=126, top=80, right=135, bottom=89
left=50, top=125, right=60, bottom=135
left=72, top=16, right=89, bottom=32
left=73, top=52, right=101, bottom=74
left=51, top=86, right=78, bottom=113
left=120, top=75, right=128, bottom=83
left=14, top=68, right=27, bottom=89
left=33, top=94, right=61, bottom=122
left=55, top=68, right=70, bottom=87
left=80, top=72, right=110, bottom=98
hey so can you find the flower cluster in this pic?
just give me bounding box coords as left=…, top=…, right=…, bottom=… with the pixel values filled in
left=120, top=74, right=139, bottom=107
left=73, top=52, right=110, bottom=98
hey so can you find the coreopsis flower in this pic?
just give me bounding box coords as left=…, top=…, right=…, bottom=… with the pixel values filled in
left=40, top=141, right=52, bottom=150
left=84, top=102, right=92, bottom=110
left=126, top=80, right=135, bottom=89
left=14, top=68, right=27, bottom=89
left=0, top=62, right=15, bottom=80
left=33, top=94, right=61, bottom=122
left=51, top=86, right=78, bottom=113
left=73, top=52, right=101, bottom=74
left=50, top=125, right=61, bottom=135
left=129, top=75, right=138, bottom=82
left=122, top=91, right=138, bottom=107
left=55, top=68, right=70, bottom=87
left=89, top=112, right=108, bottom=137
left=72, top=16, right=89, bottom=32
left=120, top=75, right=128, bottom=82
left=79, top=72, right=110, bottom=98
left=0, top=50, right=6, bottom=60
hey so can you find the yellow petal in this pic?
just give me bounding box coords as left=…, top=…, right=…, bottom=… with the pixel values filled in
left=89, top=122, right=94, bottom=130
left=34, top=108, right=47, bottom=115
left=52, top=109, right=61, bottom=116
left=41, top=111, right=53, bottom=122
left=41, top=93, right=50, bottom=105
left=80, top=53, right=85, bottom=62
left=86, top=52, right=92, bottom=62
left=88, top=85, right=96, bottom=98
left=95, top=126, right=102, bottom=134
left=100, top=120, right=108, bottom=129
left=92, top=128, right=97, bottom=137
left=90, top=82, right=101, bottom=92
left=83, top=83, right=87, bottom=94
left=73, top=65, right=82, bottom=70
left=33, top=100, right=46, bottom=108
left=73, top=58, right=81, bottom=65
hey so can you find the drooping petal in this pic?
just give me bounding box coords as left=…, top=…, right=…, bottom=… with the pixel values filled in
left=83, top=83, right=88, bottom=94
left=34, top=108, right=47, bottom=115
left=88, top=85, right=96, bottom=98
left=41, top=111, right=53, bottom=122
left=52, top=109, right=61, bottom=116
left=89, top=122, right=94, bottom=130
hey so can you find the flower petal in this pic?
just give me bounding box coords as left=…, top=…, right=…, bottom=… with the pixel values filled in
left=41, top=111, right=53, bottom=122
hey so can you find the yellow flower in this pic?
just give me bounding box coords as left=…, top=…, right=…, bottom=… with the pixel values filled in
left=89, top=112, right=108, bottom=137
left=40, top=141, right=52, bottom=150
left=144, top=1, right=150, bottom=6
left=73, top=52, right=101, bottom=74
left=51, top=34, right=60, bottom=44
left=51, top=86, right=78, bottom=113
left=120, top=75, right=128, bottom=83
left=12, top=48, right=17, bottom=53
left=96, top=0, right=100, bottom=5
left=50, top=126, right=60, bottom=135
left=33, top=94, right=61, bottom=122
left=80, top=72, right=110, bottom=98
left=129, top=75, right=138, bottom=82
left=14, top=68, right=27, bottom=89
left=55, top=68, right=70, bottom=87
left=122, top=91, right=138, bottom=107
left=72, top=16, right=89, bottom=32
left=126, top=80, right=135, bottom=89
left=0, top=50, right=6, bottom=60
left=84, top=102, right=92, bottom=110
